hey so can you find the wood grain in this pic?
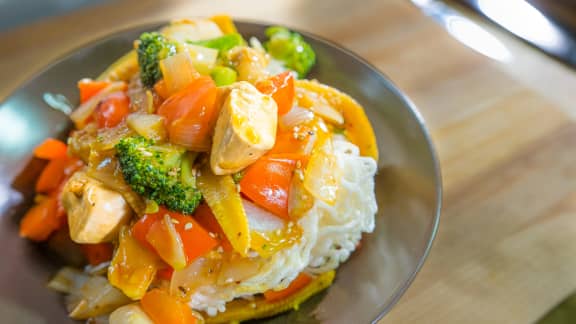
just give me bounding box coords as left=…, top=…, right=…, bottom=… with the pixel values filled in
left=1, top=0, right=576, bottom=323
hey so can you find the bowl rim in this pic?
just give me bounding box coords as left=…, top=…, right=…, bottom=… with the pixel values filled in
left=0, top=18, right=442, bottom=323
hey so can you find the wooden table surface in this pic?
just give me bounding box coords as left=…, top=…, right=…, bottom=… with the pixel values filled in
left=2, top=0, right=576, bottom=323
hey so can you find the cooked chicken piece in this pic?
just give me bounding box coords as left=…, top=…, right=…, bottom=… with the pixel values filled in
left=62, top=170, right=132, bottom=243
left=227, top=46, right=270, bottom=84
left=210, top=81, right=278, bottom=175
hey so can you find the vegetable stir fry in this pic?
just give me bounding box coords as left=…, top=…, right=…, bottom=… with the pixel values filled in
left=20, top=16, right=379, bottom=323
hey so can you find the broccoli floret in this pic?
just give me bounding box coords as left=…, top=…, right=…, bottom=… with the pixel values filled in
left=137, top=32, right=177, bottom=87
left=115, top=136, right=201, bottom=214
left=264, top=26, right=316, bottom=78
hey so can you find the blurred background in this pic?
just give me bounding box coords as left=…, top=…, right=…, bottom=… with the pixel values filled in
left=1, top=0, right=575, bottom=67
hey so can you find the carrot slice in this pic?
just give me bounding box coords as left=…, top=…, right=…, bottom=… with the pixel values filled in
left=35, top=158, right=68, bottom=193
left=33, top=138, right=68, bottom=160
left=141, top=289, right=198, bottom=324
left=263, top=272, right=313, bottom=302
left=78, top=79, right=111, bottom=103
left=19, top=197, right=60, bottom=241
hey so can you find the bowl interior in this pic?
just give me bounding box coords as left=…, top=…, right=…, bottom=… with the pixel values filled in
left=0, top=21, right=440, bottom=324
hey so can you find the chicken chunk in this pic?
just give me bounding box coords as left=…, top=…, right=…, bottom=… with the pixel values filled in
left=61, top=170, right=132, bottom=243
left=227, top=46, right=270, bottom=84
left=210, top=81, right=278, bottom=175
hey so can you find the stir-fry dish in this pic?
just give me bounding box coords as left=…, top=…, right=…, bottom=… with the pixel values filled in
left=19, top=16, right=379, bottom=323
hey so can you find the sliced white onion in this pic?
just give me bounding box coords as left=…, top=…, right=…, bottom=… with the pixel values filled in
left=184, top=44, right=219, bottom=75
left=109, top=303, right=154, bottom=324
left=242, top=199, right=285, bottom=233
left=159, top=51, right=199, bottom=96
left=280, top=106, right=314, bottom=130
left=126, top=113, right=167, bottom=142
left=304, top=137, right=341, bottom=205
left=161, top=19, right=223, bottom=43
left=68, top=275, right=132, bottom=320
left=70, top=82, right=126, bottom=128
left=47, top=267, right=89, bottom=294
left=310, top=101, right=344, bottom=125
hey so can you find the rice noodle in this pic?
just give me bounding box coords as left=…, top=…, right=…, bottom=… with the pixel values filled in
left=185, top=136, right=377, bottom=314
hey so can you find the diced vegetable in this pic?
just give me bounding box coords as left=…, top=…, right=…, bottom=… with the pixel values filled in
left=303, top=137, right=341, bottom=205
left=126, top=113, right=167, bottom=141
left=81, top=243, right=113, bottom=266
left=35, top=157, right=68, bottom=193
left=47, top=267, right=89, bottom=294
left=288, top=169, right=314, bottom=219
left=140, top=289, right=198, bottom=324
left=279, top=106, right=314, bottom=130
left=19, top=195, right=61, bottom=241
left=146, top=213, right=188, bottom=270
left=296, top=84, right=343, bottom=125
left=210, top=66, right=237, bottom=86
left=243, top=199, right=301, bottom=257
left=190, top=33, right=245, bottom=57
left=210, top=15, right=238, bottom=34
left=137, top=32, right=177, bottom=88
left=264, top=272, right=313, bottom=302
left=70, top=82, right=126, bottom=128
left=157, top=76, right=218, bottom=151
left=115, top=137, right=201, bottom=215
left=108, top=227, right=161, bottom=300
left=197, top=165, right=250, bottom=256
left=68, top=275, right=132, bottom=320
left=210, top=81, right=278, bottom=175
left=78, top=79, right=111, bottom=103
left=240, top=155, right=304, bottom=220
left=183, top=44, right=219, bottom=75
left=264, top=27, right=316, bottom=78
left=134, top=208, right=219, bottom=266
left=94, top=91, right=131, bottom=128
left=97, top=50, right=139, bottom=82
left=227, top=46, right=270, bottom=84
left=205, top=271, right=335, bottom=323
left=256, top=71, right=295, bottom=116
left=109, top=303, right=154, bottom=324
left=159, top=51, right=200, bottom=96
left=34, top=138, right=68, bottom=160
left=161, top=19, right=223, bottom=43
left=192, top=203, right=233, bottom=252
left=296, top=80, right=378, bottom=160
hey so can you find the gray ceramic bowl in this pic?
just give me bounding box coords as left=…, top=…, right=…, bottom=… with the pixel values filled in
left=0, top=21, right=441, bottom=324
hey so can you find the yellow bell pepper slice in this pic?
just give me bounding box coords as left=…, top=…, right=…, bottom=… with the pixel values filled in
left=108, top=227, right=162, bottom=300
left=210, top=15, right=238, bottom=34
left=295, top=80, right=379, bottom=161
left=197, top=165, right=250, bottom=256
left=97, top=50, right=138, bottom=82
left=205, top=270, right=335, bottom=323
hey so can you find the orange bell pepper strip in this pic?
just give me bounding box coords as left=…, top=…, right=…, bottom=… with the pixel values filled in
left=256, top=71, right=295, bottom=116
left=240, top=154, right=306, bottom=220
left=81, top=243, right=114, bottom=266
left=19, top=196, right=60, bottom=241
left=78, top=79, right=111, bottom=103
left=33, top=138, right=68, bottom=160
left=141, top=289, right=198, bottom=324
left=263, top=272, right=313, bottom=302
